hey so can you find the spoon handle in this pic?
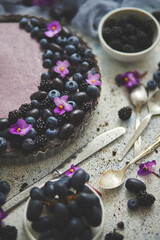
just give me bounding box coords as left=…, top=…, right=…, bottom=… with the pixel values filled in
left=125, top=135, right=160, bottom=170
left=119, top=113, right=152, bottom=161
left=134, top=106, right=142, bottom=157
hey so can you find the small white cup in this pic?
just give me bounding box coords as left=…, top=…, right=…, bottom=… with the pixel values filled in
left=98, top=7, right=160, bottom=62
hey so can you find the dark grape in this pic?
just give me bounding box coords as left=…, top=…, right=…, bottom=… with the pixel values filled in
left=30, top=187, right=46, bottom=201
left=67, top=218, right=85, bottom=237
left=54, top=180, right=70, bottom=198
left=38, top=230, right=53, bottom=240
left=71, top=169, right=87, bottom=190
left=58, top=176, right=71, bottom=188
left=68, top=200, right=82, bottom=217
left=77, top=192, right=100, bottom=209
left=79, top=226, right=93, bottom=240
left=85, top=205, right=102, bottom=227
left=54, top=203, right=70, bottom=227
left=27, top=200, right=43, bottom=221
left=43, top=181, right=55, bottom=198
left=32, top=216, right=53, bottom=232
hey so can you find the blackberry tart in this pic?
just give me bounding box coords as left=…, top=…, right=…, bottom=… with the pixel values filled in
left=0, top=15, right=101, bottom=162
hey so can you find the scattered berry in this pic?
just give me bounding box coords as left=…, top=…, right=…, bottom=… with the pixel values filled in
left=105, top=230, right=124, bottom=240
left=147, top=80, right=157, bottom=90
left=0, top=181, right=10, bottom=194
left=117, top=221, right=124, bottom=229
left=0, top=225, right=18, bottom=240
left=118, top=106, right=132, bottom=120
left=127, top=199, right=138, bottom=210
left=136, top=190, right=155, bottom=207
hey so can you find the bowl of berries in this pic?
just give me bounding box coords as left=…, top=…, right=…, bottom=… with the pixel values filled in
left=98, top=7, right=160, bottom=62
left=24, top=169, right=104, bottom=240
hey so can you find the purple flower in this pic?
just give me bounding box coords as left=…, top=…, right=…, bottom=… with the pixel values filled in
left=138, top=160, right=156, bottom=176
left=32, top=0, right=55, bottom=6
left=53, top=60, right=69, bottom=78
left=65, top=164, right=81, bottom=178
left=9, top=119, right=32, bottom=136
left=54, top=95, right=73, bottom=115
left=0, top=208, right=7, bottom=222
left=86, top=73, right=101, bottom=86
left=45, top=21, right=61, bottom=38
left=115, top=70, right=147, bottom=89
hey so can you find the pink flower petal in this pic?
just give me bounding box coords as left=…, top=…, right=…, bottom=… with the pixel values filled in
left=88, top=73, right=93, bottom=79
left=64, top=103, right=73, bottom=112
left=45, top=30, right=54, bottom=38
left=94, top=73, right=100, bottom=81
left=54, top=97, right=62, bottom=106
left=53, top=66, right=60, bottom=74
left=54, top=107, right=60, bottom=114
left=20, top=125, right=32, bottom=136
left=63, top=60, right=69, bottom=68
left=59, top=109, right=65, bottom=115
left=61, top=95, right=68, bottom=101
left=18, top=119, right=28, bottom=129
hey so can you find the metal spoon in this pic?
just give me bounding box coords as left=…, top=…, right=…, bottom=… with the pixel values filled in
left=99, top=135, right=160, bottom=189
left=130, top=85, right=148, bottom=157
left=119, top=90, right=160, bottom=161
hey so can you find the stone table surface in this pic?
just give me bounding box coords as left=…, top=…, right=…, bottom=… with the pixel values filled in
left=1, top=34, right=160, bottom=240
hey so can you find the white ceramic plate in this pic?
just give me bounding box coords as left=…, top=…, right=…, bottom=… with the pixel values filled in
left=24, top=180, right=105, bottom=240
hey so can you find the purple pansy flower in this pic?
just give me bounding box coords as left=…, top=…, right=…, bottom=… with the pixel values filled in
left=45, top=21, right=61, bottom=38
left=138, top=160, right=156, bottom=176
left=0, top=208, right=7, bottom=222
left=86, top=73, right=101, bottom=86
left=9, top=119, right=32, bottom=136
left=65, top=164, right=81, bottom=178
left=54, top=95, right=73, bottom=115
left=53, top=60, right=69, bottom=78
left=116, top=70, right=147, bottom=89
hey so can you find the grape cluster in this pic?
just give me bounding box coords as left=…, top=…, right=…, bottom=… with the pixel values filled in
left=27, top=169, right=102, bottom=240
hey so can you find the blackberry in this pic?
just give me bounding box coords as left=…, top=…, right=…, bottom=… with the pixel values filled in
left=103, top=27, right=111, bottom=41
left=77, top=47, right=85, bottom=56
left=34, top=134, right=47, bottom=148
left=122, top=44, right=135, bottom=53
left=0, top=225, right=18, bottom=240
left=19, top=103, right=32, bottom=116
left=111, top=26, right=123, bottom=37
left=8, top=110, right=21, bottom=124
left=40, top=98, right=52, bottom=109
left=72, top=64, right=82, bottom=73
left=136, top=190, right=155, bottom=207
left=36, top=119, right=47, bottom=134
left=105, top=230, right=124, bottom=240
left=78, top=81, right=88, bottom=92
left=61, top=53, right=70, bottom=61
left=39, top=80, right=53, bottom=92
left=60, top=90, right=71, bottom=98
left=81, top=101, right=92, bottom=112
left=109, top=39, right=121, bottom=51
left=57, top=112, right=70, bottom=126
left=118, top=107, right=132, bottom=120
left=84, top=57, right=96, bottom=67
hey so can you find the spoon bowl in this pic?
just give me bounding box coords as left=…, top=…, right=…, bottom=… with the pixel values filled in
left=130, top=85, right=148, bottom=107
left=99, top=169, right=125, bottom=189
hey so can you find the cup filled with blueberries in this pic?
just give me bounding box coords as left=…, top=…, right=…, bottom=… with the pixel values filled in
left=98, top=7, right=160, bottom=62
left=24, top=169, right=104, bottom=240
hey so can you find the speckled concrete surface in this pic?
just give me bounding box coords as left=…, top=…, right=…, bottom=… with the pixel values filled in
left=1, top=34, right=160, bottom=240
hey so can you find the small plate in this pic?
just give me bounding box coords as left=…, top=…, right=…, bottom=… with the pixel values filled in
left=24, top=180, right=105, bottom=240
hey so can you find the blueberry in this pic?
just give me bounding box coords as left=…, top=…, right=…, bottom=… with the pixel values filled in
left=68, top=101, right=77, bottom=109
left=43, top=50, right=53, bottom=60
left=84, top=49, right=93, bottom=58
left=57, top=36, right=67, bottom=46
left=25, top=117, right=36, bottom=126
left=22, top=138, right=35, bottom=153
left=70, top=53, right=81, bottom=63
left=153, top=70, right=160, bottom=83
left=48, top=89, right=60, bottom=100
left=31, top=100, right=40, bottom=108
left=82, top=61, right=89, bottom=72
left=25, top=128, right=37, bottom=139
left=0, top=192, right=6, bottom=206
left=0, top=129, right=10, bottom=140
left=31, top=17, right=39, bottom=26
left=31, top=26, right=39, bottom=38
left=46, top=129, right=58, bottom=139
left=0, top=137, right=7, bottom=153
left=73, top=73, right=83, bottom=83
left=87, top=85, right=99, bottom=97
left=40, top=38, right=48, bottom=49
left=127, top=199, right=138, bottom=210
left=65, top=44, right=76, bottom=54
left=52, top=52, right=61, bottom=62
left=46, top=116, right=58, bottom=129
left=19, top=17, right=28, bottom=28
left=43, top=59, right=52, bottom=68
left=41, top=72, right=50, bottom=80
left=25, top=23, right=33, bottom=32
left=0, top=181, right=10, bottom=194
left=65, top=80, right=78, bottom=92
left=147, top=80, right=157, bottom=90
left=68, top=36, right=79, bottom=46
